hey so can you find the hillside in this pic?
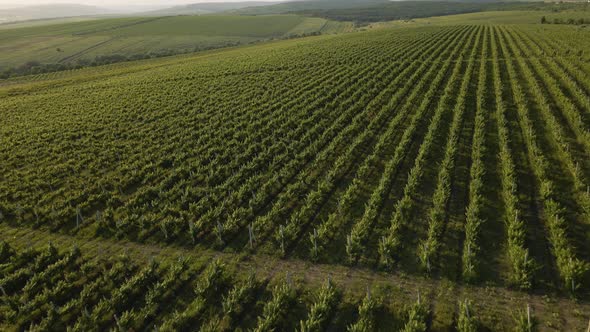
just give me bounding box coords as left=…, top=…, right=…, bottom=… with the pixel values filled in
left=142, top=1, right=282, bottom=16
left=1, top=10, right=590, bottom=330
left=234, top=0, right=389, bottom=15
left=236, top=0, right=587, bottom=22
left=0, top=15, right=348, bottom=74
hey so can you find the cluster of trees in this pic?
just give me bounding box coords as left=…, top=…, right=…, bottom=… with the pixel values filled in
left=0, top=50, right=189, bottom=79
left=541, top=16, right=590, bottom=25
left=283, top=31, right=322, bottom=39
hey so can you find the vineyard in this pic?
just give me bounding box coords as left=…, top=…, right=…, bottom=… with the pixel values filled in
left=0, top=240, right=494, bottom=331
left=1, top=16, right=590, bottom=331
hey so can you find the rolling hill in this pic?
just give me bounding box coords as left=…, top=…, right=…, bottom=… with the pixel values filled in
left=0, top=15, right=350, bottom=73
left=142, top=1, right=283, bottom=16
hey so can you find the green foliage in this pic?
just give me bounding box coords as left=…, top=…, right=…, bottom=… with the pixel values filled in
left=299, top=280, right=340, bottom=332
left=347, top=291, right=378, bottom=332
left=457, top=300, right=478, bottom=332
left=513, top=306, right=535, bottom=332
left=253, top=280, right=296, bottom=332
left=401, top=298, right=428, bottom=332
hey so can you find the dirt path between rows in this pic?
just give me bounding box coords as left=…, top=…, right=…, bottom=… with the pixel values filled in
left=1, top=223, right=588, bottom=331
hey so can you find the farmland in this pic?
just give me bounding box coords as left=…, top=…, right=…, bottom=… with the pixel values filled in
left=1, top=9, right=590, bottom=332
left=0, top=15, right=349, bottom=71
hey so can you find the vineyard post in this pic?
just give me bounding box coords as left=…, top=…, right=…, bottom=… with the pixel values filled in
left=189, top=222, right=196, bottom=244
left=346, top=235, right=352, bottom=262
left=366, top=285, right=371, bottom=300
left=425, top=243, right=430, bottom=272
left=76, top=207, right=83, bottom=228
left=16, top=204, right=23, bottom=221
left=216, top=221, right=224, bottom=244
left=113, top=314, right=121, bottom=330
left=527, top=304, right=531, bottom=332
left=279, top=225, right=285, bottom=254
left=312, top=228, right=318, bottom=254
left=160, top=223, right=168, bottom=239
left=586, top=318, right=589, bottom=332
left=569, top=257, right=575, bottom=293
left=248, top=223, right=255, bottom=249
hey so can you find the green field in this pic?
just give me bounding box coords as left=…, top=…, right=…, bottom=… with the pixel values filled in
left=0, top=15, right=348, bottom=71
left=375, top=9, right=590, bottom=25
left=2, top=8, right=590, bottom=332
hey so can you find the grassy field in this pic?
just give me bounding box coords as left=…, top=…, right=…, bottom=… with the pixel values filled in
left=0, top=15, right=349, bottom=70
left=369, top=9, right=590, bottom=26
left=0, top=16, right=102, bottom=30
left=1, top=9, right=590, bottom=332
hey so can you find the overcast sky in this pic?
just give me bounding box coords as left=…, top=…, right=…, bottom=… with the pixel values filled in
left=1, top=0, right=279, bottom=10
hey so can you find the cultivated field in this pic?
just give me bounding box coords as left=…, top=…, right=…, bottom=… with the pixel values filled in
left=1, top=12, right=590, bottom=331
left=0, top=15, right=350, bottom=70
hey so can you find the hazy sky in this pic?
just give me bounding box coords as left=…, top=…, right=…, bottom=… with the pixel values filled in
left=1, top=0, right=279, bottom=9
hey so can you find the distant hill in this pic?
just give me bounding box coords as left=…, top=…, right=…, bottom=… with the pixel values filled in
left=142, top=2, right=282, bottom=16
left=234, top=0, right=390, bottom=15
left=234, top=0, right=562, bottom=21
left=232, top=0, right=556, bottom=16
left=298, top=1, right=577, bottom=22
left=0, top=4, right=112, bottom=23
